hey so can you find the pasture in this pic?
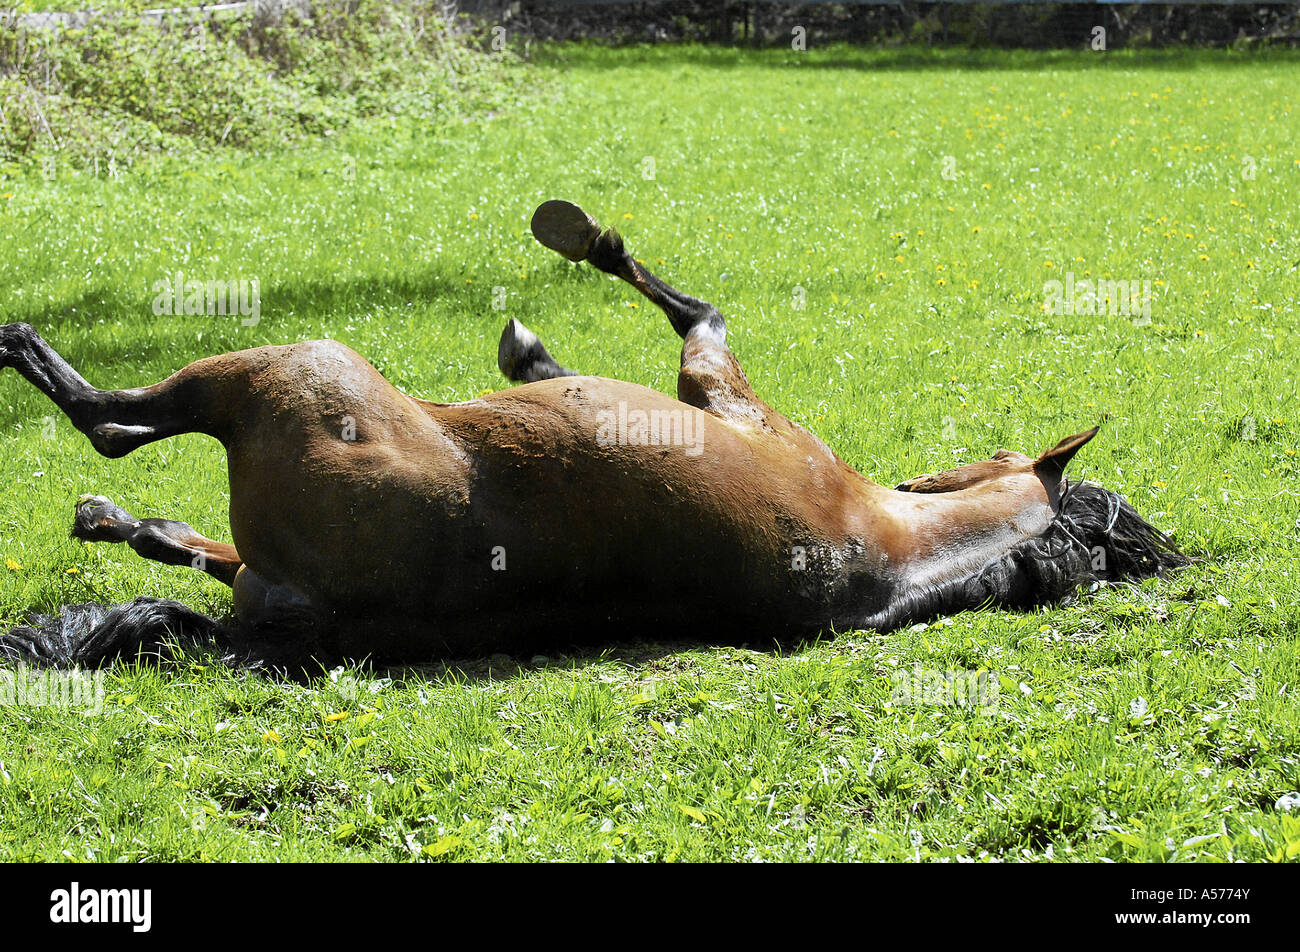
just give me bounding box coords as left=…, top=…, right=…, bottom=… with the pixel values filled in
left=0, top=44, right=1297, bottom=861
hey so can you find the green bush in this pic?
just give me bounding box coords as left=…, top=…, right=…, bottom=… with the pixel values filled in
left=0, top=0, right=523, bottom=171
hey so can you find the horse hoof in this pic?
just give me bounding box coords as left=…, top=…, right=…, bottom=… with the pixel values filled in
left=498, top=318, right=536, bottom=378
left=497, top=318, right=571, bottom=383
left=71, top=494, right=138, bottom=542
left=530, top=200, right=602, bottom=262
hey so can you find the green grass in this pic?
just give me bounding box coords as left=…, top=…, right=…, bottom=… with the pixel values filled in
left=1, top=44, right=1298, bottom=861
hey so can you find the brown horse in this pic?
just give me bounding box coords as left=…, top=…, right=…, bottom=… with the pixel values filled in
left=0, top=201, right=1187, bottom=666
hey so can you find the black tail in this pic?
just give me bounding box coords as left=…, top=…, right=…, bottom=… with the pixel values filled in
left=0, top=598, right=226, bottom=668
left=863, top=481, right=1191, bottom=631
left=0, top=598, right=329, bottom=670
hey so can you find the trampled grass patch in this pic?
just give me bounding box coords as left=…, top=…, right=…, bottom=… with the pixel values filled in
left=0, top=44, right=1297, bottom=861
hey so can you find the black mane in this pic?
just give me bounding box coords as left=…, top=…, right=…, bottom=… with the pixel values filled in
left=860, top=481, right=1191, bottom=631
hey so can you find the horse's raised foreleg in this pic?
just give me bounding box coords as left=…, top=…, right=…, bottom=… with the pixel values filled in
left=497, top=317, right=577, bottom=383
left=0, top=322, right=209, bottom=458
left=528, top=200, right=768, bottom=423
left=72, top=495, right=243, bottom=586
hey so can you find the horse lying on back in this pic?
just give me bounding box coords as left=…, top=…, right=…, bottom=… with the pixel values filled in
left=0, top=201, right=1188, bottom=667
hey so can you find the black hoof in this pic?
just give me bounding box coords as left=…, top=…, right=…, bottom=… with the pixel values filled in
left=0, top=322, right=35, bottom=367
left=71, top=494, right=139, bottom=543
left=530, top=200, right=603, bottom=263
left=497, top=319, right=573, bottom=383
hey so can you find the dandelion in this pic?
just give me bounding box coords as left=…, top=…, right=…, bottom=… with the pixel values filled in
left=4, top=558, right=21, bottom=572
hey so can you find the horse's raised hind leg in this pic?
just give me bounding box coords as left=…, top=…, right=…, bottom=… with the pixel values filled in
left=529, top=200, right=769, bottom=424
left=0, top=323, right=212, bottom=458
left=72, top=495, right=243, bottom=586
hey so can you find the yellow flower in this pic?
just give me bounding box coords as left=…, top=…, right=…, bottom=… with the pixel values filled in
left=325, top=712, right=349, bottom=722
left=262, top=728, right=283, bottom=744
left=4, top=558, right=20, bottom=572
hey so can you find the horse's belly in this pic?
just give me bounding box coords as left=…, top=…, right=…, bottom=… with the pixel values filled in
left=222, top=373, right=885, bottom=634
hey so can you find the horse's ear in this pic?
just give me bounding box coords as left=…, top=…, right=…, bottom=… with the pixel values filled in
left=1034, top=426, right=1100, bottom=503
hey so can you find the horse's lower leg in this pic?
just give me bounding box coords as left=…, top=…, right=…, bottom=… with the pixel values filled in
left=72, top=495, right=243, bottom=586
left=529, top=201, right=767, bottom=419
left=0, top=323, right=204, bottom=458
left=531, top=200, right=723, bottom=339
left=497, top=318, right=577, bottom=383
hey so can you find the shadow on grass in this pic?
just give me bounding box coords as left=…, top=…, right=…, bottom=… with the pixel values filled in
left=0, top=265, right=487, bottom=404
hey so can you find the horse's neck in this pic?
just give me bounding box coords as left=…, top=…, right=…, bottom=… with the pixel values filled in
left=847, top=472, right=1057, bottom=593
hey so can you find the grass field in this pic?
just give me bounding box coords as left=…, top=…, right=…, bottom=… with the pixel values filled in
left=1, top=44, right=1298, bottom=861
